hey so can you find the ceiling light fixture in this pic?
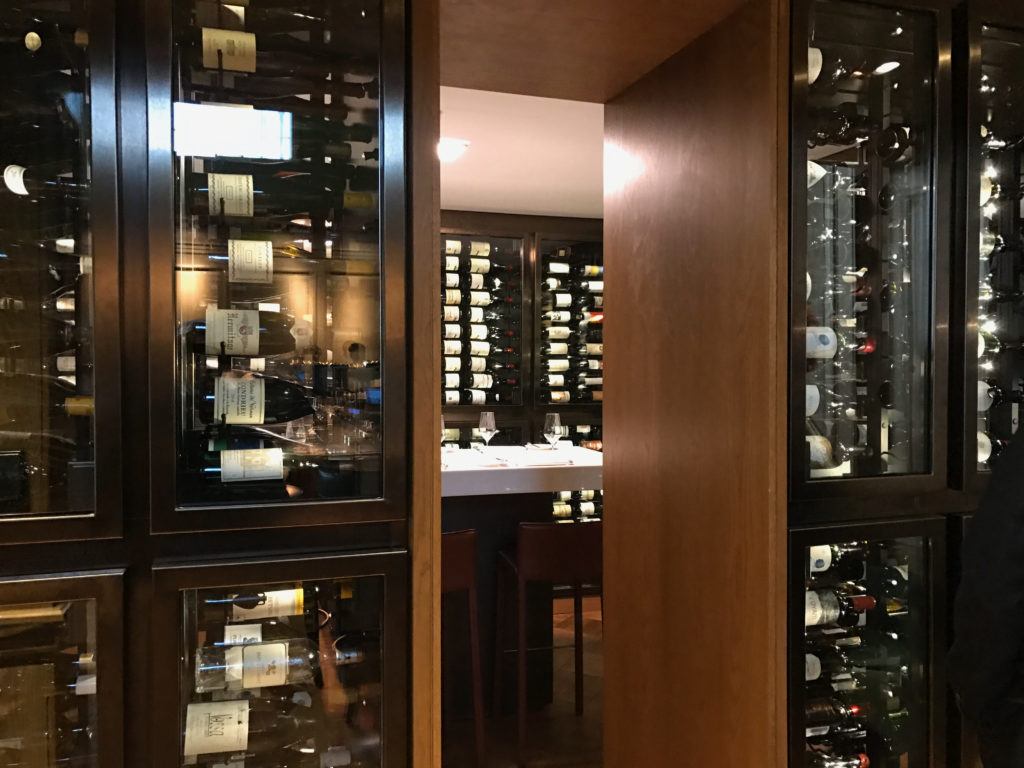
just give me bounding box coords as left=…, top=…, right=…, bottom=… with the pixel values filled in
left=437, top=137, right=471, bottom=163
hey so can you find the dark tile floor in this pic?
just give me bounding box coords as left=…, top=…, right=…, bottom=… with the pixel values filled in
left=444, top=598, right=603, bottom=768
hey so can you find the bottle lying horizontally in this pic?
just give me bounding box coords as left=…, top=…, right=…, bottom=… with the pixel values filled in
left=194, top=638, right=319, bottom=692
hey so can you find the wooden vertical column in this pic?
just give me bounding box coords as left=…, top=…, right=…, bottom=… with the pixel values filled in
left=602, top=0, right=789, bottom=765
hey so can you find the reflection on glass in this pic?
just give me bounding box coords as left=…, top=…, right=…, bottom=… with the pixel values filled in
left=170, top=0, right=384, bottom=507
left=535, top=240, right=603, bottom=406
left=180, top=577, right=384, bottom=767
left=800, top=536, right=928, bottom=767
left=441, top=235, right=523, bottom=406
left=0, top=2, right=97, bottom=516
left=802, top=1, right=934, bottom=480
left=0, top=598, right=99, bottom=766
left=975, top=25, right=1024, bottom=472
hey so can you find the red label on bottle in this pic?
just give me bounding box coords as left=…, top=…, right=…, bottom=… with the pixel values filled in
left=849, top=596, right=877, bottom=612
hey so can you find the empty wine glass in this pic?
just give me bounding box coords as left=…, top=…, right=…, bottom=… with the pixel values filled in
left=543, top=413, right=562, bottom=448
left=478, top=411, right=498, bottom=447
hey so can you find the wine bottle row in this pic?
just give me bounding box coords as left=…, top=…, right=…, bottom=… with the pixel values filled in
left=440, top=235, right=523, bottom=406
left=800, top=537, right=924, bottom=768
left=172, top=0, right=386, bottom=507
left=549, top=422, right=602, bottom=521
left=183, top=578, right=383, bottom=767
left=0, top=0, right=96, bottom=517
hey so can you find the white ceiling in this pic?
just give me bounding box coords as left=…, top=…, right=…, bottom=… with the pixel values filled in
left=440, top=87, right=604, bottom=219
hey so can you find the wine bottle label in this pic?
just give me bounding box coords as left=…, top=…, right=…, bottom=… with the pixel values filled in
left=804, top=590, right=841, bottom=627
left=445, top=239, right=463, bottom=255
left=978, top=431, right=993, bottom=463
left=546, top=327, right=571, bottom=340
left=205, top=307, right=261, bottom=355
left=978, top=380, right=995, bottom=413
left=585, top=281, right=604, bottom=293
left=445, top=273, right=460, bottom=288
left=593, top=296, right=604, bottom=308
left=444, top=289, right=461, bottom=305
left=469, top=258, right=491, bottom=274
left=469, top=307, right=484, bottom=323
left=583, top=343, right=603, bottom=355
left=469, top=291, right=491, bottom=306
left=470, top=357, right=486, bottom=372
left=445, top=257, right=460, bottom=272
left=2, top=165, right=29, bottom=196
left=579, top=502, right=596, bottom=515
left=224, top=642, right=289, bottom=688
left=469, top=341, right=490, bottom=356
left=468, top=389, right=486, bottom=405
left=548, top=343, right=569, bottom=355
left=222, top=623, right=262, bottom=645
left=548, top=262, right=570, bottom=274
left=443, top=306, right=460, bottom=322
left=444, top=357, right=461, bottom=372
left=580, top=489, right=595, bottom=500
left=554, top=293, right=571, bottom=307
left=806, top=435, right=832, bottom=468
left=548, top=374, right=565, bottom=387
left=547, top=311, right=571, bottom=323
left=220, top=448, right=284, bottom=482
left=201, top=28, right=257, bottom=73
left=582, top=265, right=602, bottom=277
left=545, top=278, right=562, bottom=290
left=184, top=701, right=249, bottom=756
left=227, top=240, right=273, bottom=284
left=548, top=359, right=569, bottom=372
left=444, top=323, right=461, bottom=340
left=343, top=191, right=374, bottom=208
left=444, top=390, right=460, bottom=405
left=469, top=273, right=485, bottom=289
left=443, top=340, right=462, bottom=355
left=214, top=376, right=266, bottom=425
left=74, top=673, right=97, bottom=696
left=804, top=654, right=822, bottom=682
left=469, top=324, right=488, bottom=340
left=208, top=173, right=254, bottom=217
left=230, top=588, right=303, bottom=621
left=576, top=425, right=592, bottom=434
left=581, top=377, right=603, bottom=386
left=551, top=391, right=571, bottom=403
left=57, top=355, right=76, bottom=373
left=556, top=491, right=571, bottom=501
left=593, top=391, right=604, bottom=402
left=553, top=503, right=572, bottom=518
left=808, top=545, right=833, bottom=574
left=55, top=294, right=75, bottom=313
left=445, top=373, right=459, bottom=389
left=469, top=241, right=491, bottom=257
left=805, top=385, right=821, bottom=417
left=471, top=374, right=493, bottom=389
left=588, top=359, right=602, bottom=370
left=806, top=327, right=838, bottom=359
left=64, top=396, right=95, bottom=417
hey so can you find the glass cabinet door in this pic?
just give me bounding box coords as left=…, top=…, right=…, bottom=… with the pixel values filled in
left=535, top=239, right=603, bottom=406
left=796, top=0, right=939, bottom=484
left=169, top=0, right=385, bottom=509
left=441, top=234, right=523, bottom=407
left=793, top=523, right=941, bottom=768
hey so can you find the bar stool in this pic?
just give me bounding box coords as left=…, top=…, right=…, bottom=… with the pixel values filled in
left=442, top=529, right=486, bottom=768
left=492, top=521, right=603, bottom=766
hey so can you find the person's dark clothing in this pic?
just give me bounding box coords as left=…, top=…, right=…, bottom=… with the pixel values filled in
left=950, top=432, right=1024, bottom=767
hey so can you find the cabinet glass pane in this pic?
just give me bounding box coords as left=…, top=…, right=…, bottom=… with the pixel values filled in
left=0, top=4, right=97, bottom=516
left=535, top=240, right=603, bottom=406
left=801, top=1, right=934, bottom=479
left=975, top=25, right=1024, bottom=472
left=0, top=597, right=100, bottom=766
left=799, top=536, right=930, bottom=767
left=440, top=235, right=523, bottom=407
left=180, top=576, right=384, bottom=767
left=170, top=0, right=384, bottom=507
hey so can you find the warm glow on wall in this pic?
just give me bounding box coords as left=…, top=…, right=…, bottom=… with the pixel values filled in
left=437, top=137, right=471, bottom=163
left=603, top=141, right=644, bottom=195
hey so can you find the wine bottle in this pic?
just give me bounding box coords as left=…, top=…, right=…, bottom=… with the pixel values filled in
left=806, top=754, right=869, bottom=768
left=202, top=585, right=319, bottom=624
left=806, top=434, right=872, bottom=469
left=194, top=638, right=319, bottom=692
left=807, top=542, right=866, bottom=582
left=977, top=379, right=1024, bottom=411
left=190, top=172, right=374, bottom=218
left=182, top=698, right=319, bottom=763
left=805, top=585, right=876, bottom=628
left=198, top=373, right=314, bottom=425
left=185, top=306, right=297, bottom=356
left=573, top=387, right=603, bottom=403
left=978, top=430, right=1007, bottom=464
left=538, top=388, right=571, bottom=404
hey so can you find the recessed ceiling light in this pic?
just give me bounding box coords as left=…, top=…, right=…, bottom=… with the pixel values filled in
left=874, top=61, right=900, bottom=75
left=438, top=137, right=471, bottom=163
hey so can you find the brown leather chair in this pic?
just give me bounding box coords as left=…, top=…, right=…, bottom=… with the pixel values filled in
left=442, top=529, right=486, bottom=767
left=493, top=521, right=603, bottom=766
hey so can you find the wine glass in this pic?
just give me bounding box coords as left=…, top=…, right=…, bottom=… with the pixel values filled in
left=440, top=414, right=446, bottom=447
left=478, top=411, right=498, bottom=448
left=543, top=413, right=562, bottom=448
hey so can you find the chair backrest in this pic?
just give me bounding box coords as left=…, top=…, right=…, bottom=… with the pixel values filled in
left=516, top=521, right=603, bottom=584
left=442, top=529, right=478, bottom=594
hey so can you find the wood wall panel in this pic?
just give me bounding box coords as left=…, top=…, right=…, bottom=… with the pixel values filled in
left=603, top=0, right=789, bottom=765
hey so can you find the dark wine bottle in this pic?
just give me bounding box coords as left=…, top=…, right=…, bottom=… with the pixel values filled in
left=185, top=307, right=296, bottom=356
left=807, top=542, right=867, bottom=582
left=804, top=585, right=876, bottom=628
left=194, top=638, right=319, bottom=692
left=182, top=697, right=319, bottom=763
left=197, top=373, right=314, bottom=425
left=190, top=172, right=374, bottom=218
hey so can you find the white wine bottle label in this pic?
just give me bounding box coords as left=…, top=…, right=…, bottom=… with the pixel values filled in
left=554, top=293, right=572, bottom=308
left=209, top=301, right=258, bottom=349
left=445, top=273, right=460, bottom=288
left=444, top=356, right=461, bottom=372
left=444, top=289, right=461, bottom=305
left=978, top=431, right=993, bottom=463
left=444, top=390, right=459, bottom=405
left=443, top=340, right=462, bottom=355
left=546, top=326, right=571, bottom=340
left=582, top=265, right=602, bottom=277
left=544, top=278, right=562, bottom=290
left=201, top=28, right=257, bottom=72
left=226, top=642, right=288, bottom=688
left=471, top=374, right=493, bottom=389
left=443, top=306, right=460, bottom=322
left=580, top=376, right=603, bottom=386
left=442, top=428, right=461, bottom=442
left=469, top=324, right=488, bottom=340
left=978, top=380, right=995, bottom=413
left=445, top=239, right=462, bottom=255
left=468, top=389, right=486, bottom=405
left=547, top=342, right=569, bottom=355
left=214, top=375, right=266, bottom=424
left=548, top=359, right=570, bottom=372
left=548, top=261, right=570, bottom=274
left=806, top=327, right=838, bottom=359
left=583, top=343, right=603, bottom=355
left=804, top=653, right=822, bottom=682
left=75, top=674, right=97, bottom=696
left=469, top=341, right=490, bottom=356
left=469, top=257, right=491, bottom=274
left=576, top=425, right=592, bottom=434
left=587, top=359, right=602, bottom=370
left=3, top=165, right=29, bottom=196
left=469, top=357, right=486, bottom=372
left=56, top=355, right=76, bottom=373
left=469, top=291, right=491, bottom=306
left=553, top=503, right=572, bottom=518
left=805, top=385, right=821, bottom=417
left=184, top=701, right=249, bottom=756
left=222, top=623, right=262, bottom=645
left=585, top=280, right=604, bottom=293
left=808, top=545, right=833, bottom=573
left=469, top=307, right=484, bottom=323
left=445, top=256, right=459, bottom=272
left=551, top=391, right=571, bottom=403
left=580, top=489, right=595, bottom=500
left=220, top=448, right=284, bottom=482
left=579, top=501, right=596, bottom=515
left=469, top=241, right=491, bottom=257
left=469, top=274, right=485, bottom=289
left=208, top=173, right=254, bottom=216
left=804, top=590, right=840, bottom=627
left=806, top=435, right=832, bottom=468
left=443, top=323, right=461, bottom=340
left=548, top=374, right=565, bottom=387
left=556, top=490, right=571, bottom=501
left=547, top=311, right=571, bottom=323
left=444, top=373, right=459, bottom=389
left=227, top=240, right=273, bottom=284
left=230, top=588, right=303, bottom=621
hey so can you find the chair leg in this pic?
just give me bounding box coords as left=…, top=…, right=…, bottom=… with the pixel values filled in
left=467, top=586, right=486, bottom=768
left=574, top=583, right=584, bottom=716
left=493, top=561, right=506, bottom=716
left=517, top=576, right=528, bottom=766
